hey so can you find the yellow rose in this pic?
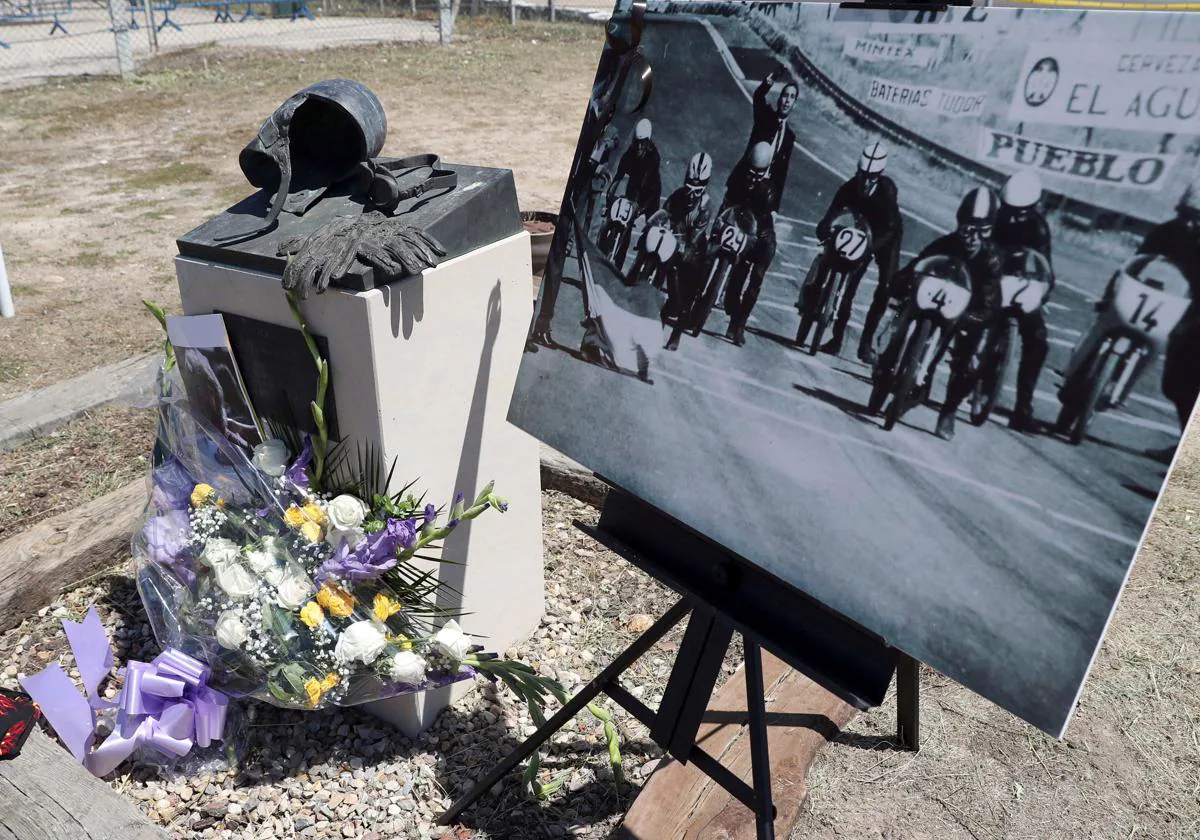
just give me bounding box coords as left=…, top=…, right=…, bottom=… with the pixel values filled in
left=283, top=505, right=306, bottom=528
left=302, top=502, right=328, bottom=527
left=299, top=602, right=324, bottom=629
left=304, top=677, right=324, bottom=708
left=373, top=593, right=404, bottom=622
left=388, top=632, right=413, bottom=652
left=316, top=582, right=356, bottom=618
left=321, top=672, right=339, bottom=691
left=190, top=484, right=217, bottom=508
left=299, top=520, right=323, bottom=544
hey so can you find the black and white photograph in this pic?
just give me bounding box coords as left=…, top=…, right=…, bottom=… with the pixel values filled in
left=167, top=313, right=265, bottom=453
left=509, top=2, right=1200, bottom=736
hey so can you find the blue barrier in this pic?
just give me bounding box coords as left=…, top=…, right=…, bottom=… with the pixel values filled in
left=0, top=0, right=74, bottom=35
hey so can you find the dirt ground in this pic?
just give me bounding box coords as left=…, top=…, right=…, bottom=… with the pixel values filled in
left=0, top=15, right=600, bottom=400
left=1, top=17, right=1198, bottom=840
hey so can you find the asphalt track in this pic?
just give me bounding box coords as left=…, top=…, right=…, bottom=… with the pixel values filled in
left=508, top=14, right=1182, bottom=735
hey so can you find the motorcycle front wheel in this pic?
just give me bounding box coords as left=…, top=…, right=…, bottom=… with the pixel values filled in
left=969, top=322, right=1011, bottom=427
left=884, top=319, right=932, bottom=432
left=691, top=260, right=730, bottom=338
left=809, top=270, right=844, bottom=356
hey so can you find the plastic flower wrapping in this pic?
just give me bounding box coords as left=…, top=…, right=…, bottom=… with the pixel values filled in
left=133, top=373, right=508, bottom=710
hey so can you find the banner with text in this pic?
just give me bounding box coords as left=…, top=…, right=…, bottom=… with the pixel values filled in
left=864, top=5, right=995, bottom=35
left=844, top=36, right=937, bottom=68
left=1007, top=42, right=1200, bottom=133
left=867, top=78, right=986, bottom=118
left=977, top=129, right=1176, bottom=191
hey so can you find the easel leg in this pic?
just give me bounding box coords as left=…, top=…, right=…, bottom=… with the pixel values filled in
left=744, top=639, right=776, bottom=840
left=896, top=653, right=920, bottom=751
left=437, top=598, right=692, bottom=826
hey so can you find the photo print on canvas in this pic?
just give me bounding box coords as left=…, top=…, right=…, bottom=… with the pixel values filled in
left=510, top=2, right=1200, bottom=735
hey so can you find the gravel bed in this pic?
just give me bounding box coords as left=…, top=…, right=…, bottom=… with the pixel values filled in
left=0, top=490, right=744, bottom=840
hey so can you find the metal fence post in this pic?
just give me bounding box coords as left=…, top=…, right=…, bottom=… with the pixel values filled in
left=548, top=0, right=554, bottom=22
left=438, top=0, right=452, bottom=44
left=107, top=0, right=136, bottom=80
left=509, top=0, right=515, bottom=24
left=0, top=240, right=14, bottom=318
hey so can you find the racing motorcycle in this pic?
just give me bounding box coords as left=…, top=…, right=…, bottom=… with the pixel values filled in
left=683, top=205, right=757, bottom=341
left=967, top=248, right=1054, bottom=426
left=597, top=195, right=636, bottom=273
left=584, top=169, right=611, bottom=235
left=629, top=217, right=680, bottom=290
left=1054, top=254, right=1191, bottom=445
left=795, top=208, right=873, bottom=355
left=868, top=255, right=973, bottom=431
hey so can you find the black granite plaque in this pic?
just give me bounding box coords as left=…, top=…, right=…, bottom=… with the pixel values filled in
left=221, top=313, right=340, bottom=444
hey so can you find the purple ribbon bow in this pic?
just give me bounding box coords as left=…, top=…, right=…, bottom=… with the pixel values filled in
left=20, top=606, right=229, bottom=777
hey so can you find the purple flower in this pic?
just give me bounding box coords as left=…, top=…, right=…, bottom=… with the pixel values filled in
left=423, top=504, right=436, bottom=528
left=386, top=518, right=417, bottom=550
left=150, top=459, right=194, bottom=511
left=314, top=517, right=419, bottom=584
left=143, top=509, right=195, bottom=586
left=285, top=436, right=314, bottom=490
left=448, top=493, right=465, bottom=528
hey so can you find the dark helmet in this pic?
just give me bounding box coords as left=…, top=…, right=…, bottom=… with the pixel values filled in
left=226, top=79, right=388, bottom=243
left=956, top=186, right=1000, bottom=228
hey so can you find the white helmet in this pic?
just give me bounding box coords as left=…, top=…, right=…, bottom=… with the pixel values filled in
left=686, top=152, right=713, bottom=188
left=1002, top=170, right=1042, bottom=209
left=634, top=118, right=652, bottom=141
left=858, top=140, right=888, bottom=176
left=748, top=141, right=773, bottom=172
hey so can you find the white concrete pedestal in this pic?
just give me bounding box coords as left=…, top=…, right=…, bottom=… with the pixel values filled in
left=175, top=231, right=545, bottom=737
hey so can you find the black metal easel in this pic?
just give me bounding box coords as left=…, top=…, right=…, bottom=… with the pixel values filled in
left=438, top=489, right=921, bottom=839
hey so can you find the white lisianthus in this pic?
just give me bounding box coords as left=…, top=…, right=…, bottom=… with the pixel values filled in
left=334, top=621, right=388, bottom=665
left=389, top=650, right=427, bottom=685
left=215, top=609, right=249, bottom=649
left=433, top=620, right=472, bottom=662
left=214, top=562, right=257, bottom=599
left=276, top=570, right=315, bottom=610
left=200, top=538, right=241, bottom=569
left=251, top=439, right=291, bottom=478
left=326, top=494, right=369, bottom=531
left=325, top=526, right=366, bottom=551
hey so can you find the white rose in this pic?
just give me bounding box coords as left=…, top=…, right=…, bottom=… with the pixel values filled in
left=325, top=526, right=366, bottom=551
left=213, top=562, right=258, bottom=599
left=326, top=495, right=369, bottom=531
left=214, top=609, right=249, bottom=649
left=200, top=538, right=241, bottom=569
left=389, top=650, right=427, bottom=685
left=334, top=620, right=389, bottom=665
left=433, top=619, right=472, bottom=662
left=251, top=439, right=291, bottom=478
left=276, top=570, right=315, bottom=610
left=245, top=548, right=285, bottom=585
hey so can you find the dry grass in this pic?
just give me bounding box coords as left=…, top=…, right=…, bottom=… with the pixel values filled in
left=0, top=405, right=156, bottom=539
left=0, top=16, right=602, bottom=401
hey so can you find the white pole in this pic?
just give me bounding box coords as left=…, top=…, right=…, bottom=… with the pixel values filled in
left=0, top=240, right=14, bottom=318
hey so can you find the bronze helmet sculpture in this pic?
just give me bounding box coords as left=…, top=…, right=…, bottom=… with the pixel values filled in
left=221, top=79, right=388, bottom=244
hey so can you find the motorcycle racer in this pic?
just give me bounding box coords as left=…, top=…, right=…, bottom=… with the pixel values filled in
left=993, top=170, right=1055, bottom=433
left=1142, top=185, right=1200, bottom=428
left=812, top=139, right=903, bottom=361
left=639, top=152, right=715, bottom=325
left=718, top=141, right=778, bottom=347
left=605, top=118, right=663, bottom=270
left=885, top=187, right=1004, bottom=441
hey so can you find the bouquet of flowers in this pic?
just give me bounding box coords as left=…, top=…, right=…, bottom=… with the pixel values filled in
left=134, top=298, right=547, bottom=713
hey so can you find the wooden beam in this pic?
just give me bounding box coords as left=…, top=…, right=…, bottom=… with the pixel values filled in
left=0, top=479, right=146, bottom=633
left=615, top=653, right=856, bottom=840
left=0, top=727, right=165, bottom=839
left=0, top=353, right=158, bottom=453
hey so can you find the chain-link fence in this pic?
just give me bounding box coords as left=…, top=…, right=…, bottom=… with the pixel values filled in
left=0, top=0, right=450, bottom=88
left=455, top=0, right=610, bottom=25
